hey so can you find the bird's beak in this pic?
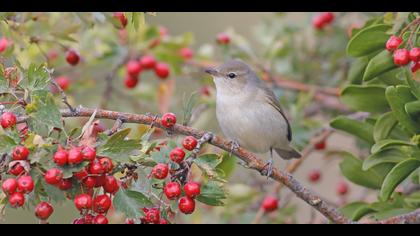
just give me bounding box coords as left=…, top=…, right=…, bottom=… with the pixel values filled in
left=204, top=67, right=219, bottom=76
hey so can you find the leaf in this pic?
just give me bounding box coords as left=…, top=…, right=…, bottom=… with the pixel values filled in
left=363, top=50, right=398, bottom=81
left=339, top=202, right=376, bottom=221
left=27, top=92, right=63, bottom=132
left=386, top=85, right=420, bottom=134
left=196, top=181, right=227, bottom=206
left=39, top=178, right=66, bottom=203
left=371, top=139, right=413, bottom=154
left=113, top=189, right=153, bottom=218
left=58, top=162, right=89, bottom=179
left=194, top=154, right=226, bottom=182
left=372, top=208, right=414, bottom=221
left=25, top=64, right=51, bottom=91
left=182, top=92, right=199, bottom=126
left=373, top=112, right=398, bottom=142
left=405, top=72, right=420, bottom=99
left=405, top=101, right=420, bottom=122
left=339, top=152, right=391, bottom=189
left=0, top=134, right=18, bottom=153
left=330, top=116, right=374, bottom=144
left=97, top=128, right=141, bottom=162
left=347, top=56, right=369, bottom=84
left=340, top=85, right=389, bottom=113
left=0, top=74, right=10, bottom=93
left=216, top=152, right=236, bottom=180
left=363, top=148, right=408, bottom=171
left=347, top=24, right=392, bottom=57
left=380, top=159, right=420, bottom=201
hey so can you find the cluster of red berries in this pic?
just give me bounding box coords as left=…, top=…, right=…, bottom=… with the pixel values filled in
left=72, top=193, right=112, bottom=224
left=386, top=35, right=419, bottom=73
left=0, top=37, right=9, bottom=53
left=139, top=208, right=168, bottom=224
left=312, top=12, right=335, bottom=30
left=124, top=55, right=171, bottom=89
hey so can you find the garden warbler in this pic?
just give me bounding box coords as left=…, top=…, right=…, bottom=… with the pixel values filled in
left=205, top=59, right=301, bottom=175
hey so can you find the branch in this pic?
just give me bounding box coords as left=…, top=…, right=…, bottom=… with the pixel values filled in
left=378, top=209, right=420, bottom=224
left=30, top=107, right=352, bottom=224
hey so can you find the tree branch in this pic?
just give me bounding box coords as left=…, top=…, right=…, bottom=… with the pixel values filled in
left=378, top=209, right=420, bottom=224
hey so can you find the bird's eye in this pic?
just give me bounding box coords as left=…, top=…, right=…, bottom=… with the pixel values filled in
left=227, top=72, right=237, bottom=79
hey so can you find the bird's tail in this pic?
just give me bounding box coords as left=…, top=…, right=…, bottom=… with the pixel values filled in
left=275, top=147, right=302, bottom=160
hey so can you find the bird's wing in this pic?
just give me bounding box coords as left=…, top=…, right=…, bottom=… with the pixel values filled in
left=261, top=86, right=292, bottom=142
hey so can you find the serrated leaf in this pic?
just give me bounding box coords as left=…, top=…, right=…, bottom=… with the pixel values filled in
left=194, top=154, right=226, bottom=182
left=371, top=139, right=413, bottom=154
left=330, top=116, right=374, bottom=144
left=0, top=74, right=10, bottom=93
left=39, top=178, right=66, bottom=203
left=0, top=134, right=18, bottom=153
left=97, top=128, right=141, bottom=162
left=373, top=112, right=398, bottom=142
left=27, top=92, right=63, bottom=132
left=347, top=24, right=392, bottom=57
left=196, top=181, right=227, bottom=206
left=363, top=50, right=398, bottom=81
left=340, top=85, right=389, bottom=113
left=363, top=148, right=408, bottom=171
left=216, top=152, right=236, bottom=180
left=113, top=189, right=153, bottom=218
left=25, top=64, right=51, bottom=91
left=58, top=162, right=89, bottom=179
left=380, top=159, right=420, bottom=201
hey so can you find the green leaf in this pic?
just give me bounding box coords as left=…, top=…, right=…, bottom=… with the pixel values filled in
left=196, top=181, right=227, bottom=206
left=386, top=86, right=420, bottom=134
left=363, top=148, right=408, bottom=171
left=339, top=152, right=390, bottom=189
left=371, top=139, right=413, bottom=154
left=113, top=189, right=153, bottom=218
left=0, top=134, right=18, bottom=153
left=58, top=162, right=89, bottom=179
left=340, top=85, right=389, bottom=113
left=40, top=178, right=66, bottom=203
left=363, top=50, right=398, bottom=81
left=182, top=92, right=199, bottom=126
left=0, top=74, right=10, bottom=93
left=27, top=92, right=63, bottom=132
left=339, top=202, right=376, bottom=221
left=216, top=152, right=236, bottom=180
left=330, top=116, right=374, bottom=144
left=347, top=24, right=392, bottom=57
left=380, top=159, right=420, bottom=201
left=97, top=128, right=141, bottom=162
left=373, top=112, right=398, bottom=142
left=25, top=64, right=51, bottom=91
left=372, top=208, right=414, bottom=221
left=347, top=57, right=369, bottom=84
left=405, top=101, right=420, bottom=122
left=194, top=154, right=226, bottom=182
left=405, top=72, right=420, bottom=99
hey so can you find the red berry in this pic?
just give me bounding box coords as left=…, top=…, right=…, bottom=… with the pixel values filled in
left=336, top=182, right=349, bottom=196
left=411, top=61, right=420, bottom=73
left=144, top=208, right=160, bottom=224
left=93, top=194, right=112, bottom=214
left=216, top=32, right=230, bottom=45
left=53, top=149, right=68, bottom=166
left=126, top=60, right=142, bottom=77
left=73, top=168, right=88, bottom=181
left=83, top=176, right=96, bottom=189
left=125, top=219, right=135, bottom=224
left=179, top=47, right=193, bottom=60
left=17, top=175, right=34, bottom=193
left=386, top=36, right=403, bottom=52
left=312, top=15, right=326, bottom=30
left=314, top=140, right=326, bottom=150
left=182, top=136, right=198, bottom=151
left=261, top=196, right=279, bottom=212
left=72, top=217, right=86, bottom=224
left=55, top=76, right=71, bottom=91
left=184, top=182, right=201, bottom=198
left=2, top=178, right=18, bottom=195
left=151, top=163, right=169, bottom=179
left=409, top=47, right=420, bottom=62
left=113, top=12, right=127, bottom=28
left=154, top=62, right=170, bottom=80
left=84, top=213, right=94, bottom=224
left=66, top=49, right=80, bottom=66
left=161, top=112, right=176, bottom=128
left=35, top=202, right=54, bottom=220
left=44, top=168, right=63, bottom=185
left=12, top=146, right=30, bottom=161
left=103, top=175, right=119, bottom=194
left=94, top=174, right=107, bottom=188
left=74, top=194, right=92, bottom=211
left=8, top=162, right=25, bottom=176
left=321, top=12, right=335, bottom=24
left=68, top=147, right=84, bottom=165
left=178, top=196, right=195, bottom=214
left=164, top=182, right=182, bottom=200
left=1, top=112, right=17, bottom=129
left=124, top=75, right=139, bottom=89
left=58, top=178, right=72, bottom=190
left=0, top=37, right=8, bottom=53
left=99, top=157, right=114, bottom=173
left=393, top=49, right=411, bottom=66
left=200, top=86, right=211, bottom=97
left=159, top=218, right=168, bottom=224
left=308, top=169, right=321, bottom=183
left=169, top=147, right=185, bottom=163
left=139, top=55, right=156, bottom=69
left=82, top=147, right=96, bottom=161
left=9, top=192, right=25, bottom=208
left=93, top=214, right=108, bottom=224
left=89, top=159, right=105, bottom=175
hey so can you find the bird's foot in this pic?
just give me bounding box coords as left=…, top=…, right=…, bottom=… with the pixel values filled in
left=262, top=159, right=274, bottom=178
left=228, top=140, right=240, bottom=156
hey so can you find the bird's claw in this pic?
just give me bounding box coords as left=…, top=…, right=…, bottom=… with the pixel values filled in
left=228, top=140, right=240, bottom=156
left=262, top=159, right=274, bottom=178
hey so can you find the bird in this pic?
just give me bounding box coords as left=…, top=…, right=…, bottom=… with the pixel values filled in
left=205, top=59, right=301, bottom=176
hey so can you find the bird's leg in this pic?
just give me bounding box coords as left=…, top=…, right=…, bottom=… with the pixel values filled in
left=228, top=140, right=240, bottom=155
left=262, top=148, right=274, bottom=178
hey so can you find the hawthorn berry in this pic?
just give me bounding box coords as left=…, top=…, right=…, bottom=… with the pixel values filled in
left=17, top=175, right=34, bottom=193
left=53, top=149, right=69, bottom=166
left=83, top=176, right=96, bottom=189
left=182, top=136, right=198, bottom=151
left=74, top=194, right=92, bottom=211
left=99, top=157, right=114, bottom=173
left=184, top=182, right=201, bottom=198
left=82, top=147, right=96, bottom=161
left=1, top=112, right=17, bottom=129
left=409, top=47, right=420, bottom=62
left=164, top=182, right=182, bottom=200
left=0, top=37, right=8, bottom=53
left=386, top=35, right=403, bottom=52
left=73, top=168, right=89, bottom=181
left=144, top=208, right=160, bottom=224
left=308, top=169, right=321, bottom=183
left=93, top=214, right=109, bottom=224
left=35, top=202, right=54, bottom=220
left=58, top=178, right=72, bottom=190
left=68, top=147, right=84, bottom=165
left=179, top=47, right=193, bottom=60
left=66, top=49, right=80, bottom=66
left=261, top=196, right=279, bottom=212
left=9, top=192, right=25, bottom=208
left=336, top=181, right=349, bottom=196
left=84, top=213, right=94, bottom=224
left=393, top=49, right=411, bottom=66
left=124, top=75, right=139, bottom=89
left=161, top=112, right=176, bottom=128
left=312, top=12, right=335, bottom=30
left=72, top=217, right=86, bottom=224
left=151, top=163, right=169, bottom=179
left=12, top=146, right=30, bottom=161
left=44, top=168, right=63, bottom=185
left=159, top=219, right=168, bottom=224
left=178, top=196, right=195, bottom=214
left=55, top=76, right=71, bottom=91
left=93, top=194, right=112, bottom=214
left=103, top=175, right=119, bottom=194
left=113, top=12, right=128, bottom=28
left=139, top=55, right=156, bottom=69
left=89, top=159, right=105, bottom=175
left=125, top=219, right=135, bottom=224
left=216, top=32, right=230, bottom=45
left=169, top=147, right=186, bottom=163
left=126, top=60, right=142, bottom=77
left=411, top=61, right=420, bottom=73
left=2, top=178, right=18, bottom=195
left=154, top=62, right=170, bottom=79
left=8, top=162, right=25, bottom=176
left=321, top=12, right=335, bottom=24
left=314, top=140, right=327, bottom=150
left=95, top=174, right=107, bottom=188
